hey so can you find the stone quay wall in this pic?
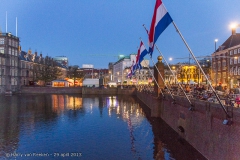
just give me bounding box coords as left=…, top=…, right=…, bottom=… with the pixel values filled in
left=20, top=87, right=82, bottom=94
left=82, top=87, right=136, bottom=95
left=137, top=92, right=240, bottom=160
left=20, top=86, right=136, bottom=95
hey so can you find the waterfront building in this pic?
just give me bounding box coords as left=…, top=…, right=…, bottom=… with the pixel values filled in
left=123, top=66, right=153, bottom=85
left=212, top=27, right=240, bottom=88
left=19, top=50, right=67, bottom=86
left=0, top=32, right=20, bottom=93
left=112, top=54, right=150, bottom=84
left=0, top=32, right=67, bottom=93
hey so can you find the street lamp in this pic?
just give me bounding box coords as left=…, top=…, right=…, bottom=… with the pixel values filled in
left=214, top=39, right=218, bottom=86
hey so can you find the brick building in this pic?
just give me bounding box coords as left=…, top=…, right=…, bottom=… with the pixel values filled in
left=212, top=27, right=240, bottom=88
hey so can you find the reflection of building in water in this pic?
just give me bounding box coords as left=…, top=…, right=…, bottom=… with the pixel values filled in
left=105, top=96, right=145, bottom=126
left=0, top=97, right=20, bottom=156
left=106, top=96, right=118, bottom=108
left=51, top=95, right=82, bottom=113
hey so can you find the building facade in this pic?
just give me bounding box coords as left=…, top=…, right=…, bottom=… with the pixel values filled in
left=212, top=28, right=240, bottom=88
left=112, top=54, right=150, bottom=85
left=0, top=33, right=20, bottom=93
left=0, top=32, right=67, bottom=93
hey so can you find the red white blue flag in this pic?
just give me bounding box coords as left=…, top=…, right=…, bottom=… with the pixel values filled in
left=148, top=0, right=172, bottom=56
left=127, top=60, right=135, bottom=77
left=134, top=41, right=148, bottom=70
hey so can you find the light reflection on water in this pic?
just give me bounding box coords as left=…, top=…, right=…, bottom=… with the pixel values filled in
left=0, top=94, right=206, bottom=160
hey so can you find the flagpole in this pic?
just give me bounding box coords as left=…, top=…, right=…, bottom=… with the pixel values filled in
left=142, top=24, right=193, bottom=106
left=172, top=21, right=230, bottom=118
left=155, top=44, right=194, bottom=107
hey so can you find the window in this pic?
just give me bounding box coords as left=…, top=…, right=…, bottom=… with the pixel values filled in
left=234, top=49, right=237, bottom=54
left=238, top=67, right=240, bottom=75
left=0, top=78, right=1, bottom=85
left=1, top=69, right=4, bottom=75
left=213, top=62, right=216, bottom=71
left=8, top=39, right=11, bottom=46
left=15, top=49, right=17, bottom=56
left=222, top=60, right=226, bottom=70
left=2, top=78, right=5, bottom=85
left=230, top=67, right=233, bottom=75
left=0, top=47, right=4, bottom=54
left=238, top=57, right=240, bottom=64
left=238, top=48, right=240, bottom=53
left=11, top=78, right=14, bottom=85
left=230, top=58, right=233, bottom=64
left=218, top=61, right=221, bottom=70
left=234, top=67, right=238, bottom=75
left=0, top=38, right=4, bottom=44
left=230, top=50, right=233, bottom=55
left=8, top=48, right=11, bottom=55
left=234, top=58, right=238, bottom=64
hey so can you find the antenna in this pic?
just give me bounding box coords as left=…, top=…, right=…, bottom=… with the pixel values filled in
left=16, top=17, right=18, bottom=36
left=6, top=11, right=7, bottom=32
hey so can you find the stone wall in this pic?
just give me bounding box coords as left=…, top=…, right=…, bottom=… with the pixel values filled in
left=20, top=87, right=82, bottom=94
left=137, top=92, right=240, bottom=160
left=82, top=87, right=136, bottom=95
left=20, top=86, right=137, bottom=95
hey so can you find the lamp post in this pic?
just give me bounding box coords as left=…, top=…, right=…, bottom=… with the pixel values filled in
left=214, top=39, right=218, bottom=87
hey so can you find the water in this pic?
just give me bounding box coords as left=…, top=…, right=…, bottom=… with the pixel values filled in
left=0, top=94, right=206, bottom=160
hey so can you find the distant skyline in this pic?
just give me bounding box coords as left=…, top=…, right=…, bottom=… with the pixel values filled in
left=0, top=0, right=240, bottom=68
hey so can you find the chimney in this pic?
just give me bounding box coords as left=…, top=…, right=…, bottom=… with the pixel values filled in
left=35, top=51, right=37, bottom=56
left=232, top=28, right=236, bottom=35
left=40, top=53, right=42, bottom=57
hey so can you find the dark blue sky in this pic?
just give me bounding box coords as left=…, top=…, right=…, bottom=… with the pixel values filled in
left=0, top=0, right=240, bottom=68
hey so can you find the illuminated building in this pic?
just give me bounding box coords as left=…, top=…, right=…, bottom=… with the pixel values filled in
left=212, top=26, right=240, bottom=88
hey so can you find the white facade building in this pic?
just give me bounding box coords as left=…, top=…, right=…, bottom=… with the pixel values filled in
left=113, top=54, right=150, bottom=84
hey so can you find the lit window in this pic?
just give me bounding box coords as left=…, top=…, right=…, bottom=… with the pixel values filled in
left=234, top=58, right=237, bottom=64
left=230, top=67, right=233, bottom=75
left=0, top=47, right=4, bottom=54
left=0, top=38, right=4, bottom=44
left=238, top=48, right=240, bottom=53
left=230, top=50, right=233, bottom=55
left=235, top=67, right=238, bottom=75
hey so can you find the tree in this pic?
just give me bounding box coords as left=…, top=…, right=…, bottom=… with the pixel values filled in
left=67, top=65, right=84, bottom=87
left=35, top=57, right=63, bottom=86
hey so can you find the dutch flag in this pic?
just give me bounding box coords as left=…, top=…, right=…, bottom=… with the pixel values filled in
left=135, top=41, right=148, bottom=70
left=148, top=0, right=173, bottom=57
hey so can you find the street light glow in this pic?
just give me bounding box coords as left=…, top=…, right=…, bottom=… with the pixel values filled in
left=215, top=39, right=218, bottom=42
left=230, top=23, right=238, bottom=29
left=169, top=57, right=173, bottom=61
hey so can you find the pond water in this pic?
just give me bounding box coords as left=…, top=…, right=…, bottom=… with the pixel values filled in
left=0, top=94, right=206, bottom=160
